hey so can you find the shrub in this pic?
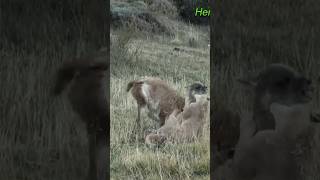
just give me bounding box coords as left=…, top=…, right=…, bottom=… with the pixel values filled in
left=111, top=1, right=174, bottom=35
left=172, top=0, right=210, bottom=25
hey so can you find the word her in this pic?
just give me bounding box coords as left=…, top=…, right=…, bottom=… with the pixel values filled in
left=194, top=7, right=211, bottom=17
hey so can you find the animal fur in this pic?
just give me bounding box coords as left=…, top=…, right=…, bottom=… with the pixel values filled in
left=231, top=102, right=312, bottom=180
left=212, top=102, right=241, bottom=170
left=145, top=92, right=209, bottom=145
left=213, top=64, right=316, bottom=179
left=127, top=77, right=185, bottom=129
left=238, top=63, right=313, bottom=133
left=53, top=58, right=108, bottom=180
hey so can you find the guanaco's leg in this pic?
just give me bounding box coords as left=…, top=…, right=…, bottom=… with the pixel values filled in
left=88, top=131, right=97, bottom=180
left=96, top=112, right=108, bottom=180
left=96, top=130, right=107, bottom=180
left=136, top=103, right=141, bottom=130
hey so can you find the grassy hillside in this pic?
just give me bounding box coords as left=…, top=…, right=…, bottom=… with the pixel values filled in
left=110, top=0, right=210, bottom=179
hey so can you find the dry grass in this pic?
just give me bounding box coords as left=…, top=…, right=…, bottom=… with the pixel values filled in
left=110, top=19, right=210, bottom=179
left=0, top=53, right=91, bottom=180
left=0, top=1, right=107, bottom=179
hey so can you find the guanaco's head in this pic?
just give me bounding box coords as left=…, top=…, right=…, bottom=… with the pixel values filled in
left=187, top=82, right=208, bottom=103
left=239, top=63, right=313, bottom=109
left=53, top=58, right=108, bottom=96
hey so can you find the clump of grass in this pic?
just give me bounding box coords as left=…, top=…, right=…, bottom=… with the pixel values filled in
left=110, top=30, right=136, bottom=66
left=172, top=0, right=209, bottom=24
left=146, top=0, right=178, bottom=18
left=111, top=1, right=175, bottom=36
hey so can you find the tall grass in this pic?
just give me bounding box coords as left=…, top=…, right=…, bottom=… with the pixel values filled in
left=110, top=23, right=210, bottom=179
left=0, top=1, right=107, bottom=179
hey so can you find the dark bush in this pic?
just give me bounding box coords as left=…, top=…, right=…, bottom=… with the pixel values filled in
left=111, top=1, right=175, bottom=35
left=173, top=0, right=210, bottom=25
